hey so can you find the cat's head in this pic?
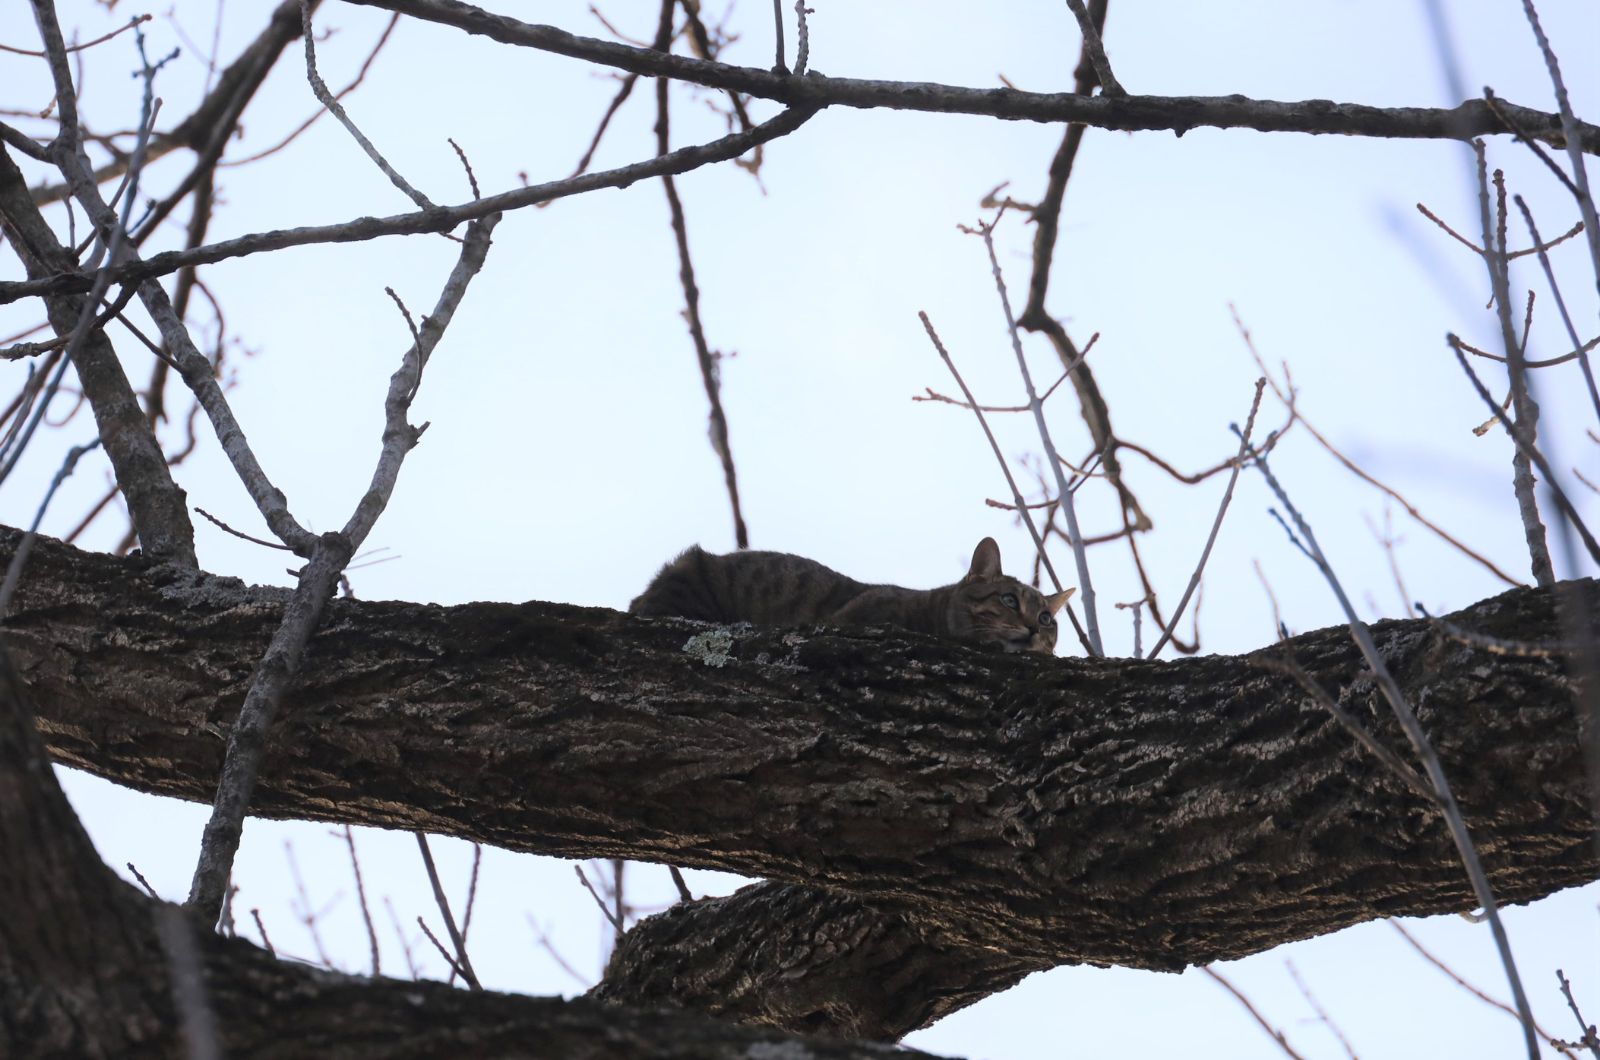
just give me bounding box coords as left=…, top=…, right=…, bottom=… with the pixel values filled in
left=947, top=538, right=1075, bottom=655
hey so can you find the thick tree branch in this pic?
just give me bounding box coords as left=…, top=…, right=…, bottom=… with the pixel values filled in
left=593, top=880, right=1046, bottom=1039
left=343, top=0, right=1600, bottom=152
left=0, top=644, right=939, bottom=1058
left=3, top=525, right=1594, bottom=971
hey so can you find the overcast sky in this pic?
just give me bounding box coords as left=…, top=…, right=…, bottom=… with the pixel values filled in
left=3, top=1, right=1598, bottom=1056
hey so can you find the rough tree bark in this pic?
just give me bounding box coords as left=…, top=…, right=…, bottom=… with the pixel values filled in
left=2, top=525, right=1595, bottom=1039
left=0, top=645, right=935, bottom=1058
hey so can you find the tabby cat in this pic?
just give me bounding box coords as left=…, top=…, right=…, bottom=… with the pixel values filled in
left=630, top=538, right=1074, bottom=654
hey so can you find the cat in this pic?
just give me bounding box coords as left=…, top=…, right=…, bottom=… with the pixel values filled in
left=630, top=537, right=1075, bottom=654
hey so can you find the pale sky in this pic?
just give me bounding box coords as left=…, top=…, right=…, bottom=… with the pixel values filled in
left=2, top=1, right=1598, bottom=1056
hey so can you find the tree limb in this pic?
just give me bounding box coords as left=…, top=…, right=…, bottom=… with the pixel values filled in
left=0, top=642, right=940, bottom=1058
left=4, top=525, right=1593, bottom=970
left=341, top=0, right=1600, bottom=153
left=0, top=106, right=815, bottom=306
left=0, top=144, right=197, bottom=566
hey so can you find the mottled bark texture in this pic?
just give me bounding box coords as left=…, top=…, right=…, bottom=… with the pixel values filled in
left=2, top=526, right=1596, bottom=1039
left=592, top=880, right=1046, bottom=1039
left=0, top=640, right=929, bottom=1060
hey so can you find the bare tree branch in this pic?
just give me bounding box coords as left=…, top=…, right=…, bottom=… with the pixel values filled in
left=342, top=0, right=1600, bottom=151
left=0, top=106, right=815, bottom=305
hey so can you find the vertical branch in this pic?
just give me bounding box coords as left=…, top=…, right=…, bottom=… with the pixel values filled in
left=187, top=215, right=498, bottom=922
left=340, top=824, right=382, bottom=976
left=978, top=222, right=1103, bottom=655
left=1514, top=196, right=1600, bottom=430
left=0, top=23, right=196, bottom=564
left=1014, top=1, right=1149, bottom=542
left=653, top=0, right=749, bottom=548
left=769, top=0, right=785, bottom=72
left=1062, top=0, right=1123, bottom=96
left=791, top=1, right=811, bottom=78
left=29, top=0, right=312, bottom=555
left=1473, top=144, right=1553, bottom=584
left=415, top=834, right=481, bottom=990
left=1517, top=0, right=1600, bottom=290
left=186, top=534, right=353, bottom=920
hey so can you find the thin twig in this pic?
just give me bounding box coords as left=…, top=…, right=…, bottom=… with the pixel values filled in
left=652, top=4, right=749, bottom=549
left=223, top=13, right=402, bottom=168
left=415, top=916, right=473, bottom=982
left=574, top=864, right=624, bottom=932
left=383, top=897, right=420, bottom=979
left=339, top=825, right=381, bottom=976
left=1483, top=88, right=1583, bottom=201
left=527, top=915, right=594, bottom=988
left=448, top=842, right=483, bottom=986
left=770, top=0, right=785, bottom=71
left=249, top=908, right=276, bottom=958
left=283, top=840, right=339, bottom=969
left=193, top=506, right=293, bottom=551
left=1389, top=921, right=1580, bottom=1059
left=791, top=1, right=810, bottom=77
left=1147, top=379, right=1263, bottom=658
left=914, top=335, right=1097, bottom=413
left=668, top=864, right=693, bottom=902
left=1234, top=304, right=1525, bottom=587
left=1202, top=966, right=1308, bottom=1060
left=299, top=0, right=435, bottom=209
left=977, top=219, right=1102, bottom=654
left=1455, top=334, right=1600, bottom=369
left=1, top=12, right=151, bottom=56
left=1450, top=335, right=1600, bottom=567
left=447, top=138, right=480, bottom=200
left=415, top=834, right=481, bottom=989
left=1514, top=195, right=1600, bottom=431
left=1284, top=960, right=1359, bottom=1060
left=1062, top=0, right=1123, bottom=95
left=0, top=437, right=100, bottom=619
left=1556, top=969, right=1600, bottom=1060
left=126, top=861, right=162, bottom=900
left=1516, top=0, right=1600, bottom=301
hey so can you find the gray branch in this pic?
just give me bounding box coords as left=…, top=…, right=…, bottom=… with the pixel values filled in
left=0, top=106, right=815, bottom=306
left=344, top=0, right=1599, bottom=151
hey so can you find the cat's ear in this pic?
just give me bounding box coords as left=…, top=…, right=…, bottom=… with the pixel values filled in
left=1045, top=587, right=1076, bottom=614
left=965, top=537, right=1002, bottom=581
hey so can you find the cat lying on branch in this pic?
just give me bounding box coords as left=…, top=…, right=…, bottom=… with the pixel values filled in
left=631, top=538, right=1074, bottom=655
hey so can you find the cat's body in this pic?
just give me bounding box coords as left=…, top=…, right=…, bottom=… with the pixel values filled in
left=630, top=538, right=1073, bottom=654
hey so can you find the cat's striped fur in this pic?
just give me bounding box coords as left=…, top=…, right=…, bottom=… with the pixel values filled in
left=630, top=538, right=1074, bottom=654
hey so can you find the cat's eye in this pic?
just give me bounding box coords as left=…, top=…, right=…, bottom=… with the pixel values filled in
left=1038, top=611, right=1054, bottom=627
left=1000, top=592, right=1019, bottom=610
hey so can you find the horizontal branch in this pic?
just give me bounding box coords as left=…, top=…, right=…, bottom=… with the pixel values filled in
left=5, top=526, right=1595, bottom=973
left=0, top=644, right=937, bottom=1059
left=0, top=106, right=814, bottom=306
left=346, top=0, right=1600, bottom=151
